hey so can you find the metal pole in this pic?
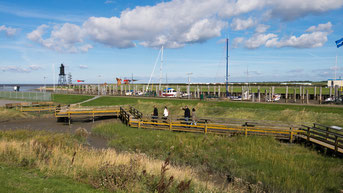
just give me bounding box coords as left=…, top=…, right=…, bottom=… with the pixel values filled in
left=226, top=38, right=229, bottom=97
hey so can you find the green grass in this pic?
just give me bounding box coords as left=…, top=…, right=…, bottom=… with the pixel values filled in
left=0, top=165, right=107, bottom=193
left=82, top=96, right=343, bottom=126
left=52, top=94, right=93, bottom=104
left=93, top=122, right=343, bottom=193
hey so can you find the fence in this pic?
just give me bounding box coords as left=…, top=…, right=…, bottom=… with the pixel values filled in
left=0, top=91, right=51, bottom=101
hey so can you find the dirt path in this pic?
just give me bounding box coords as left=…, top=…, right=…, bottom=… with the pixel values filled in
left=0, top=117, right=114, bottom=149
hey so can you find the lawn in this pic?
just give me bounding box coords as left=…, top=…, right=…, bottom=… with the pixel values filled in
left=52, top=94, right=93, bottom=104
left=93, top=122, right=343, bottom=193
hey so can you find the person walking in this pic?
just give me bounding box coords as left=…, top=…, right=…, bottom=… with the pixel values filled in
left=152, top=105, right=158, bottom=121
left=163, top=106, right=169, bottom=120
left=182, top=106, right=191, bottom=122
left=191, top=108, right=197, bottom=125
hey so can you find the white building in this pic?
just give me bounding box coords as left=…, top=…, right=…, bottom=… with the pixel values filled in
left=327, top=79, right=343, bottom=87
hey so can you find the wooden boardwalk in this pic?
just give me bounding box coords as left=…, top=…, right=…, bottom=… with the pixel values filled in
left=120, top=107, right=343, bottom=155
left=55, top=106, right=120, bottom=124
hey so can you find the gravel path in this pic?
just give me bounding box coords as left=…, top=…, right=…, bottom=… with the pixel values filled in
left=0, top=117, right=114, bottom=149
left=0, top=99, right=26, bottom=107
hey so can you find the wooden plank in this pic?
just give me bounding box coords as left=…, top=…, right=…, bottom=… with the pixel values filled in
left=298, top=135, right=343, bottom=153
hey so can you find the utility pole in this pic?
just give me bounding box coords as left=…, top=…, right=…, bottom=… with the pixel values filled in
left=226, top=38, right=229, bottom=97
left=187, top=72, right=193, bottom=99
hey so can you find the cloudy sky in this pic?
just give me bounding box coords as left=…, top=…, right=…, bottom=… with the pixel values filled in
left=1, top=0, right=343, bottom=84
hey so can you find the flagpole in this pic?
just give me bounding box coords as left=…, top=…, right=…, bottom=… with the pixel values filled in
left=335, top=49, right=338, bottom=80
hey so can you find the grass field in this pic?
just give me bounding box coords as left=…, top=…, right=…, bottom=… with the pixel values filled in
left=93, top=122, right=343, bottom=193
left=52, top=94, right=93, bottom=104
left=80, top=95, right=343, bottom=126
left=0, top=129, right=217, bottom=192
left=0, top=165, right=107, bottom=193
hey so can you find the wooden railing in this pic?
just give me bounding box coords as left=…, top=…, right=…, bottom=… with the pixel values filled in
left=120, top=107, right=131, bottom=125
left=129, top=118, right=302, bottom=141
left=129, top=106, right=143, bottom=119
left=300, top=124, right=343, bottom=153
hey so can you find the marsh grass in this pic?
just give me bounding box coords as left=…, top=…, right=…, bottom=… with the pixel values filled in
left=0, top=108, right=34, bottom=122
left=93, top=122, right=343, bottom=193
left=0, top=130, right=219, bottom=192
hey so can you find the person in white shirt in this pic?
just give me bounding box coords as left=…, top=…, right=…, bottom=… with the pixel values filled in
left=163, top=106, right=169, bottom=119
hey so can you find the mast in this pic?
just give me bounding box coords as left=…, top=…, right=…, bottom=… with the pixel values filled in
left=226, top=38, right=229, bottom=97
left=159, top=45, right=164, bottom=91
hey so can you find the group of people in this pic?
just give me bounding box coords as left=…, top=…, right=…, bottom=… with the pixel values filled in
left=152, top=105, right=197, bottom=124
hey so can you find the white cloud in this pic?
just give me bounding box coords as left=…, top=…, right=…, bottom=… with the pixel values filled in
left=265, top=31, right=329, bottom=48
left=79, top=65, right=88, bottom=69
left=27, top=23, right=90, bottom=53
left=0, top=25, right=18, bottom=36
left=266, top=0, right=343, bottom=21
left=244, top=33, right=278, bottom=49
left=104, top=0, right=114, bottom=4
left=230, top=17, right=256, bottom=31
left=306, top=22, right=332, bottom=33
left=255, top=24, right=270, bottom=33
left=1, top=65, right=42, bottom=73
left=235, top=22, right=332, bottom=49
left=26, top=0, right=343, bottom=51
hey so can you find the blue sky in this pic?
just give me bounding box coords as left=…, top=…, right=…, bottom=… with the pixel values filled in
left=0, top=0, right=343, bottom=84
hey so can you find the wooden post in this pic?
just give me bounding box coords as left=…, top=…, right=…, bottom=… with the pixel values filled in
left=252, top=92, right=255, bottom=102
left=319, top=87, right=322, bottom=104
left=204, top=124, right=207, bottom=134
left=169, top=121, right=172, bottom=131
left=138, top=120, right=141, bottom=128
left=329, top=86, right=332, bottom=98
left=258, top=86, right=261, bottom=102
left=314, top=86, right=317, bottom=100
left=244, top=126, right=248, bottom=136
left=264, top=89, right=267, bottom=102
left=271, top=86, right=275, bottom=98
left=334, top=136, right=338, bottom=152
left=241, top=86, right=244, bottom=99
left=285, top=86, right=288, bottom=103
left=207, top=85, right=210, bottom=96
left=303, top=87, right=305, bottom=103
left=218, top=86, right=221, bottom=98
left=306, top=89, right=309, bottom=104
left=289, top=127, right=293, bottom=143
left=294, top=88, right=296, bottom=103
left=269, top=87, right=272, bottom=101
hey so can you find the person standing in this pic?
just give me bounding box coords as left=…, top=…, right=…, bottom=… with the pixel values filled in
left=182, top=106, right=191, bottom=122
left=192, top=108, right=197, bottom=125
left=163, top=106, right=169, bottom=119
left=152, top=106, right=158, bottom=121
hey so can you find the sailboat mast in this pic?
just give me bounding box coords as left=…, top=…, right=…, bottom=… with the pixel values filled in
left=159, top=46, right=164, bottom=90
left=226, top=38, right=229, bottom=97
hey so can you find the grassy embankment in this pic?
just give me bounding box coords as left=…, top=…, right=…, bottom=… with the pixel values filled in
left=93, top=122, right=343, bottom=193
left=82, top=96, right=343, bottom=126
left=0, top=130, right=220, bottom=193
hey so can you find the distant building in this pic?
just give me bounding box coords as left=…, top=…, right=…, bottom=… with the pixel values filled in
left=327, top=79, right=343, bottom=87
